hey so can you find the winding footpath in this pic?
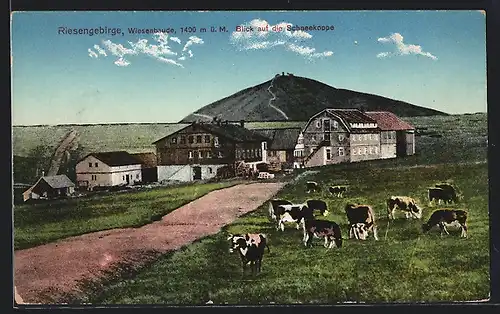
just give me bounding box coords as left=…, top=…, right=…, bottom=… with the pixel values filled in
left=14, top=182, right=286, bottom=304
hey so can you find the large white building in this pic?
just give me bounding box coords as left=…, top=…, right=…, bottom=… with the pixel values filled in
left=75, top=151, right=143, bottom=190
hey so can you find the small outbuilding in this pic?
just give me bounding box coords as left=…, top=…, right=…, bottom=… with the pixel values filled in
left=22, top=174, right=75, bottom=202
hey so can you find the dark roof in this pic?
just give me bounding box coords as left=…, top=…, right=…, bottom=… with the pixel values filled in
left=131, top=152, right=157, bottom=167
left=41, top=175, right=75, bottom=189
left=197, top=122, right=270, bottom=142
left=86, top=151, right=142, bottom=167
left=364, top=111, right=415, bottom=131
left=253, top=128, right=302, bottom=150
left=326, top=109, right=377, bottom=124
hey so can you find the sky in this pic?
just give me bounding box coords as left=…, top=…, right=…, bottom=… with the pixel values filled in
left=11, top=10, right=487, bottom=125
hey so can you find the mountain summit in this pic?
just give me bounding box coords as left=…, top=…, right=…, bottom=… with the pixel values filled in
left=180, top=73, right=447, bottom=123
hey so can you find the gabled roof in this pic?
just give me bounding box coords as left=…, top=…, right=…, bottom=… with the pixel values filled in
left=364, top=111, right=415, bottom=131
left=41, top=175, right=75, bottom=188
left=82, top=151, right=142, bottom=167
left=153, top=122, right=270, bottom=144
left=253, top=128, right=302, bottom=150
left=326, top=109, right=377, bottom=124
left=131, top=152, right=157, bottom=167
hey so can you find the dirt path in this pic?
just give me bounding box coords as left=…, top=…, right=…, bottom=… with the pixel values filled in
left=46, top=129, right=78, bottom=176
left=14, top=182, right=286, bottom=304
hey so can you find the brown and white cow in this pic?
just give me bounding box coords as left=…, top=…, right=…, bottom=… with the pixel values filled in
left=344, top=203, right=379, bottom=241
left=306, top=181, right=320, bottom=193
left=422, top=209, right=468, bottom=238
left=227, top=233, right=270, bottom=275
left=302, top=214, right=343, bottom=249
left=387, top=196, right=423, bottom=220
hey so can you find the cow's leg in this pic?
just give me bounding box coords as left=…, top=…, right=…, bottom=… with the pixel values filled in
left=373, top=225, right=379, bottom=241
left=304, top=232, right=310, bottom=247
left=461, top=223, right=468, bottom=238
left=328, top=236, right=336, bottom=249
left=324, top=236, right=329, bottom=248
left=296, top=222, right=300, bottom=230
left=349, top=225, right=354, bottom=239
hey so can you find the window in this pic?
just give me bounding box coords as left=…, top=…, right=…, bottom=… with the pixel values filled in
left=312, top=135, right=317, bottom=142
left=206, top=151, right=212, bottom=158
left=171, top=137, right=177, bottom=144
left=369, top=147, right=373, bottom=154
left=204, top=135, right=210, bottom=143
left=89, top=162, right=92, bottom=167
left=316, top=120, right=322, bottom=128
left=198, top=151, right=203, bottom=158
left=374, top=147, right=378, bottom=154
left=91, top=175, right=96, bottom=180
left=188, top=151, right=193, bottom=159
left=218, top=151, right=223, bottom=158
left=188, top=136, right=194, bottom=144
left=180, top=136, right=186, bottom=144
left=122, top=175, right=125, bottom=180
left=324, top=133, right=331, bottom=141
left=374, top=134, right=378, bottom=141
left=352, top=148, right=357, bottom=155
left=209, top=167, right=213, bottom=174
left=214, top=137, right=219, bottom=147
left=339, top=147, right=345, bottom=156
left=263, top=142, right=267, bottom=150
left=326, top=148, right=331, bottom=160
left=323, top=119, right=331, bottom=131
left=136, top=174, right=140, bottom=179
left=257, top=149, right=261, bottom=157
left=236, top=150, right=241, bottom=159
left=196, top=135, right=202, bottom=143
left=339, top=134, right=345, bottom=142
left=243, top=150, right=247, bottom=158
left=364, top=134, right=368, bottom=141
left=95, top=162, right=98, bottom=167
left=251, top=149, right=255, bottom=158
left=364, top=147, right=368, bottom=155
left=352, top=135, right=356, bottom=142
left=333, top=120, right=339, bottom=129
left=368, top=134, right=372, bottom=140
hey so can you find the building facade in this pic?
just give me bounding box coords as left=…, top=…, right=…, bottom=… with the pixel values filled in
left=75, top=151, right=142, bottom=190
left=253, top=128, right=302, bottom=171
left=153, top=121, right=269, bottom=182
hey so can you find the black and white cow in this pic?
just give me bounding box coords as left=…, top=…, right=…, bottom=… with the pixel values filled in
left=428, top=186, right=459, bottom=205
left=344, top=203, right=379, bottom=241
left=227, top=233, right=270, bottom=275
left=268, top=199, right=293, bottom=221
left=329, top=185, right=347, bottom=198
left=435, top=183, right=461, bottom=203
left=387, top=196, right=423, bottom=220
left=422, top=209, right=468, bottom=238
left=306, top=181, right=321, bottom=193
left=302, top=214, right=343, bottom=249
left=276, top=203, right=309, bottom=231
left=305, top=199, right=330, bottom=217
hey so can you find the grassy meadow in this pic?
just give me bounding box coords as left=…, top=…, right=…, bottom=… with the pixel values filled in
left=14, top=181, right=239, bottom=250
left=77, top=161, right=489, bottom=304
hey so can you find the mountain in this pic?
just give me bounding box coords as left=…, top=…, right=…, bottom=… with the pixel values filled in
left=180, top=74, right=447, bottom=123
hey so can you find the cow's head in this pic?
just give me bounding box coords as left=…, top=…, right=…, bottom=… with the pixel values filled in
left=322, top=209, right=330, bottom=217
left=422, top=223, right=431, bottom=233
left=227, top=234, right=247, bottom=253
left=411, top=205, right=423, bottom=219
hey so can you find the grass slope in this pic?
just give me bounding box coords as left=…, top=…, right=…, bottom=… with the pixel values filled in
left=81, top=161, right=489, bottom=304
left=14, top=182, right=239, bottom=250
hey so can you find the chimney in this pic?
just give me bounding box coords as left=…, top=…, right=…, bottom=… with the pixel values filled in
left=239, top=120, right=245, bottom=127
left=42, top=171, right=45, bottom=177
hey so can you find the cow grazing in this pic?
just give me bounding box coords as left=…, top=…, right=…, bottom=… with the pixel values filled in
left=227, top=233, right=270, bottom=275
left=422, top=209, right=468, bottom=238
left=276, top=203, right=309, bottom=231
left=329, top=185, right=347, bottom=198
left=435, top=183, right=461, bottom=202
left=305, top=199, right=330, bottom=216
left=302, top=215, right=343, bottom=249
left=428, top=187, right=458, bottom=205
left=387, top=196, right=423, bottom=220
left=344, top=203, right=379, bottom=241
left=268, top=199, right=293, bottom=221
left=306, top=181, right=320, bottom=193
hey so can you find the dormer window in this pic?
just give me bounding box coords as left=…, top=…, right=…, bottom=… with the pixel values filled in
left=333, top=121, right=338, bottom=129
left=316, top=120, right=322, bottom=128
left=95, top=162, right=98, bottom=167
left=338, top=134, right=345, bottom=142
left=89, top=162, right=92, bottom=167
left=171, top=137, right=177, bottom=144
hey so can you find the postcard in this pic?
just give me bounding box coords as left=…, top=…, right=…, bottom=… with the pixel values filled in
left=11, top=10, right=488, bottom=305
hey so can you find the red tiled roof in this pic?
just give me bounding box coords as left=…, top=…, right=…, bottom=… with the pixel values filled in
left=364, top=111, right=415, bottom=131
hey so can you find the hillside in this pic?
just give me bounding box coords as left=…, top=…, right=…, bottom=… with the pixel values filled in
left=180, top=74, right=447, bottom=122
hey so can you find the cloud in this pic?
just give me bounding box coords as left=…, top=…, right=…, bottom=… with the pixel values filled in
left=182, top=36, right=204, bottom=51
left=93, top=44, right=107, bottom=56
left=89, top=32, right=204, bottom=67
left=114, top=57, right=130, bottom=67
left=88, top=49, right=98, bottom=58
left=170, top=37, right=182, bottom=44
left=377, top=32, right=438, bottom=60
left=230, top=19, right=333, bottom=59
